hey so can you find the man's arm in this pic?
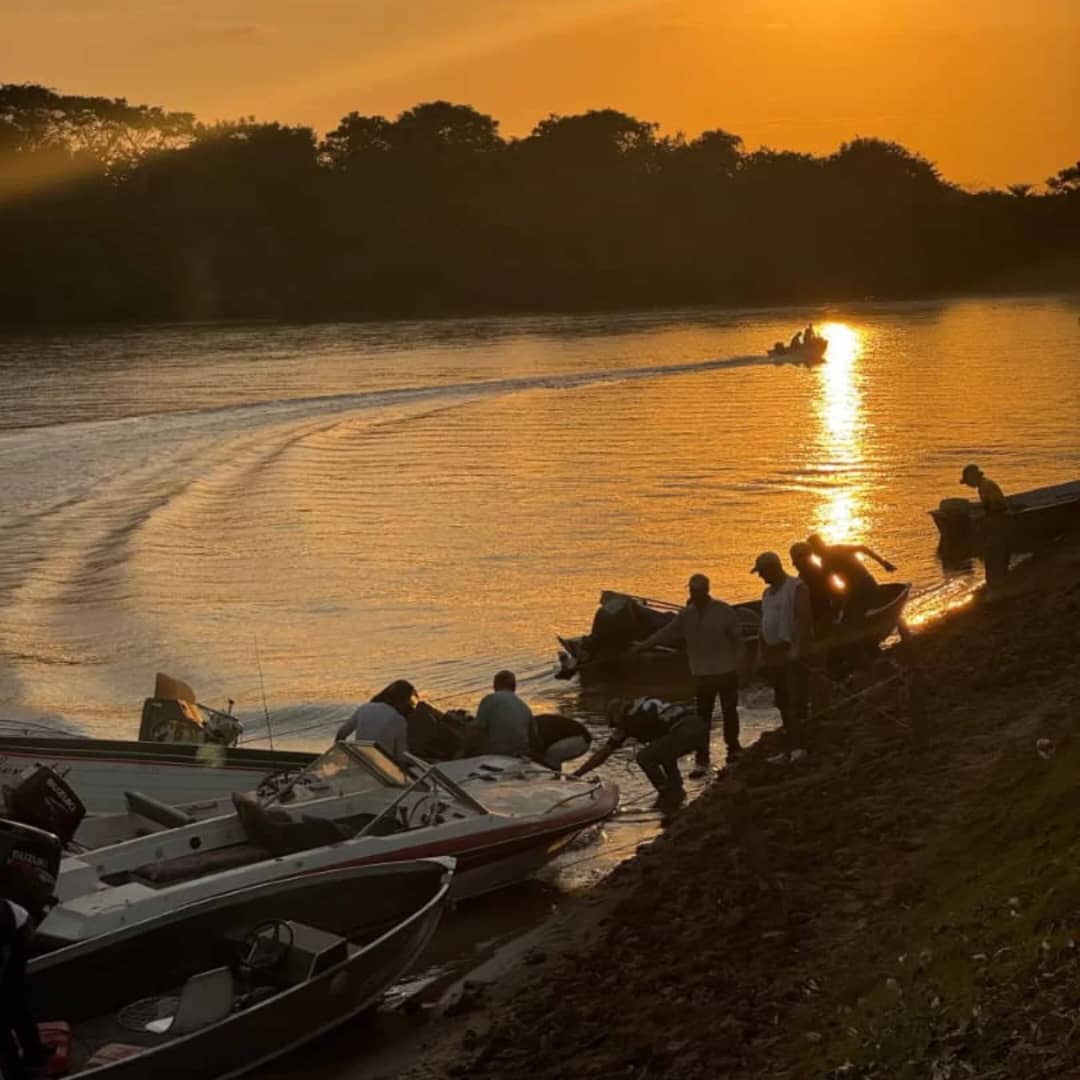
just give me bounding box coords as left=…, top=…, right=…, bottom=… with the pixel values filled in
left=335, top=710, right=358, bottom=742
left=390, top=717, right=409, bottom=763
left=630, top=610, right=684, bottom=654
left=571, top=732, right=627, bottom=777
left=855, top=545, right=897, bottom=573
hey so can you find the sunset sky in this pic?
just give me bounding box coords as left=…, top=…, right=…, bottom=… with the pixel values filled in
left=4, top=0, right=1078, bottom=188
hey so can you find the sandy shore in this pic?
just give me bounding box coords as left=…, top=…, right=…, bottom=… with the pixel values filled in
left=376, top=533, right=1080, bottom=1080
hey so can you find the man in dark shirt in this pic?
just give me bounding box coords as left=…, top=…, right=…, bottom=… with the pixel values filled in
left=790, top=541, right=836, bottom=637
left=572, top=698, right=705, bottom=804
left=806, top=533, right=896, bottom=624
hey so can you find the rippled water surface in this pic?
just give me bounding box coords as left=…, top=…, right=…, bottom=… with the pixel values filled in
left=2, top=297, right=1078, bottom=742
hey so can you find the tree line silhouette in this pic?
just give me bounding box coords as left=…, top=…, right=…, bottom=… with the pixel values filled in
left=2, top=83, right=1078, bottom=324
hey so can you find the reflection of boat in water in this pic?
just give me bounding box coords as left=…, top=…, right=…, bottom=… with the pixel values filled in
left=0, top=673, right=316, bottom=816
left=26, top=859, right=451, bottom=1078
left=555, top=584, right=911, bottom=683
left=36, top=741, right=618, bottom=948
left=768, top=337, right=828, bottom=365
left=930, top=479, right=1080, bottom=553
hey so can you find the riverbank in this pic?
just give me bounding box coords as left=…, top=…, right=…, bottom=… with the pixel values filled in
left=407, top=534, right=1080, bottom=1079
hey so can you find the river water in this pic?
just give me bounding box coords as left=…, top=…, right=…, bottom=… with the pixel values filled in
left=1, top=296, right=1078, bottom=742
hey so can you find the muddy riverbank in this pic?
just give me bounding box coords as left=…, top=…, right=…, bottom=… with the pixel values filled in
left=384, top=534, right=1080, bottom=1080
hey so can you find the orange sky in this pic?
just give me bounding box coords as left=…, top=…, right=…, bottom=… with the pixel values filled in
left=3, top=0, right=1078, bottom=188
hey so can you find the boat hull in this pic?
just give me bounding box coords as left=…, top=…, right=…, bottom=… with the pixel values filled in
left=30, top=860, right=451, bottom=1079
left=0, top=736, right=315, bottom=816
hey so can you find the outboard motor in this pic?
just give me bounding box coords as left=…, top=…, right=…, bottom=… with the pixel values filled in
left=3, top=766, right=85, bottom=847
left=0, top=819, right=62, bottom=924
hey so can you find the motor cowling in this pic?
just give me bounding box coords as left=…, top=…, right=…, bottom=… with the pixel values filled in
left=3, top=766, right=86, bottom=847
left=0, top=819, right=62, bottom=924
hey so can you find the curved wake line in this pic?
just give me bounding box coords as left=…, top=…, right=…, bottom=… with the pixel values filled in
left=0, top=353, right=772, bottom=442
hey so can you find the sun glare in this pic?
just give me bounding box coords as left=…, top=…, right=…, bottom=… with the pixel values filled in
left=814, top=321, right=867, bottom=542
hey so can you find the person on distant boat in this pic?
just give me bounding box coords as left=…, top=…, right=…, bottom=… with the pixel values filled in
left=627, top=573, right=745, bottom=770
left=804, top=323, right=817, bottom=343
left=533, top=713, right=592, bottom=771
left=0, top=899, right=47, bottom=1080
left=572, top=697, right=702, bottom=806
left=961, top=463, right=1010, bottom=590
left=335, top=679, right=418, bottom=761
left=790, top=541, right=836, bottom=637
left=751, top=552, right=812, bottom=747
left=789, top=330, right=804, bottom=350
left=474, top=670, right=537, bottom=758
left=806, top=533, right=897, bottom=624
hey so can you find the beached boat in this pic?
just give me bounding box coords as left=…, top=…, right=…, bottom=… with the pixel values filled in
left=555, top=583, right=911, bottom=682
left=26, top=859, right=451, bottom=1078
left=37, top=741, right=618, bottom=948
left=768, top=337, right=828, bottom=365
left=930, top=479, right=1080, bottom=552
left=0, top=673, right=316, bottom=816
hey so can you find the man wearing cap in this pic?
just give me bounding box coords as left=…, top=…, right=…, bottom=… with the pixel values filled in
left=628, top=573, right=745, bottom=768
left=752, top=551, right=813, bottom=745
left=961, top=464, right=1010, bottom=590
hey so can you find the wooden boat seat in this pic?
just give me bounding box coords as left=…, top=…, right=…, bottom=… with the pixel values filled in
left=132, top=843, right=269, bottom=886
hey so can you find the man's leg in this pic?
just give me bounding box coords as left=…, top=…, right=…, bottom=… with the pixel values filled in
left=693, top=676, right=720, bottom=768
left=636, top=739, right=674, bottom=793
left=717, top=670, right=741, bottom=756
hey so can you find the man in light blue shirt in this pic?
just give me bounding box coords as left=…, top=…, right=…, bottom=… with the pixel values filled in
left=474, top=670, right=536, bottom=757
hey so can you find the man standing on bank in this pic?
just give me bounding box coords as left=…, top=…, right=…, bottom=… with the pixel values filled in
left=752, top=551, right=813, bottom=747
left=627, top=573, right=745, bottom=771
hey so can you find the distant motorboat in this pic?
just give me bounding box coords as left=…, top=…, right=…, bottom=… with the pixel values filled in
left=768, top=337, right=828, bottom=365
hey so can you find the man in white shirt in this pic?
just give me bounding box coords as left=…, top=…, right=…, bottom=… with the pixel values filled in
left=752, top=551, right=812, bottom=746
left=335, top=679, right=418, bottom=763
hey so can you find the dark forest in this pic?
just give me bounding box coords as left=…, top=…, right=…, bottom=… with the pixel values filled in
left=2, top=84, right=1078, bottom=324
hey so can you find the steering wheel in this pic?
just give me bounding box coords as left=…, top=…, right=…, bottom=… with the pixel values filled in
left=256, top=767, right=305, bottom=802
left=241, top=919, right=295, bottom=971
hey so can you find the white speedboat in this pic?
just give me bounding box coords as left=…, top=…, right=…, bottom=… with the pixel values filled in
left=38, top=742, right=619, bottom=949
left=0, top=674, right=316, bottom=815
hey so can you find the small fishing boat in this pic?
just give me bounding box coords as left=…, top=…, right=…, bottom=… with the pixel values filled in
left=25, top=859, right=452, bottom=1078
left=0, top=673, right=316, bottom=816
left=37, top=741, right=618, bottom=948
left=930, top=479, right=1080, bottom=552
left=768, top=337, right=828, bottom=365
left=555, top=583, right=911, bottom=682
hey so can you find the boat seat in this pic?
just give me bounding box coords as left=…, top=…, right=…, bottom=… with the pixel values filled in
left=124, top=790, right=195, bottom=829
left=232, top=793, right=351, bottom=855
left=144, top=967, right=235, bottom=1035
left=132, top=842, right=269, bottom=886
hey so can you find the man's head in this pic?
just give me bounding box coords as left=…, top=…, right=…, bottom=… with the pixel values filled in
left=790, top=541, right=814, bottom=571
left=493, top=669, right=517, bottom=693
left=961, top=463, right=982, bottom=488
left=687, top=573, right=711, bottom=607
left=806, top=532, right=828, bottom=556
left=751, top=551, right=786, bottom=587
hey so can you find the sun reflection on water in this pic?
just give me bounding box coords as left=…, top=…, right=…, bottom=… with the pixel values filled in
left=813, top=322, right=867, bottom=541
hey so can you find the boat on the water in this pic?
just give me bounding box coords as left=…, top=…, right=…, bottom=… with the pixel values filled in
left=36, top=741, right=618, bottom=948
left=0, top=673, right=317, bottom=816
left=930, top=479, right=1080, bottom=553
left=768, top=337, right=828, bottom=365
left=24, top=859, right=451, bottom=1078
left=555, top=583, right=911, bottom=682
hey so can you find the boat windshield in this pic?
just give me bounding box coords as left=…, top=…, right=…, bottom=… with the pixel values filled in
left=268, top=742, right=409, bottom=805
